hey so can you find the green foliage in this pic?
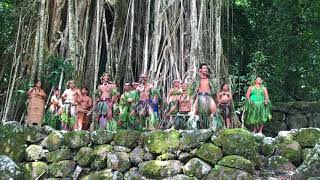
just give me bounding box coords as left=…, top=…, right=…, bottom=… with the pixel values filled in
left=230, top=0, right=320, bottom=101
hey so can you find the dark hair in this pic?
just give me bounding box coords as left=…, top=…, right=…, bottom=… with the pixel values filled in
left=220, top=83, right=228, bottom=90
left=54, top=87, right=60, bottom=91
left=199, top=63, right=208, bottom=69
left=81, top=86, right=89, bottom=93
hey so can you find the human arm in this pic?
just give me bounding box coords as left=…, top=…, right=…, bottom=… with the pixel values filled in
left=246, top=86, right=252, bottom=101
left=263, top=87, right=269, bottom=105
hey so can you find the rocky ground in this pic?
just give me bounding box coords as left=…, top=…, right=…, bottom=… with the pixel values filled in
left=0, top=121, right=319, bottom=180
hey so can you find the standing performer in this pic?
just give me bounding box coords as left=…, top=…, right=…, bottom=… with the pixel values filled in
left=96, top=73, right=118, bottom=129
left=118, top=83, right=139, bottom=129
left=26, top=80, right=46, bottom=126
left=61, top=80, right=81, bottom=130
left=189, top=63, right=221, bottom=129
left=132, top=74, right=157, bottom=130
left=76, top=87, right=93, bottom=130
left=45, top=88, right=63, bottom=129
left=162, top=80, right=181, bottom=128
left=217, top=83, right=233, bottom=128
left=175, top=82, right=193, bottom=129
left=245, top=77, right=271, bottom=134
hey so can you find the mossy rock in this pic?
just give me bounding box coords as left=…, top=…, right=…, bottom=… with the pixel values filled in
left=294, top=128, right=320, bottom=148
left=302, top=148, right=313, bottom=161
left=114, top=145, right=131, bottom=152
left=107, top=152, right=131, bottom=173
left=46, top=147, right=72, bottom=163
left=163, top=174, right=198, bottom=180
left=75, top=147, right=93, bottom=167
left=217, top=155, right=254, bottom=174
left=218, top=128, right=260, bottom=166
left=48, top=160, right=76, bottom=178
left=179, top=129, right=212, bottom=151
left=25, top=144, right=48, bottom=161
left=275, top=139, right=302, bottom=164
left=138, top=160, right=183, bottom=179
left=183, top=158, right=212, bottom=179
left=204, top=165, right=253, bottom=180
left=23, top=161, right=48, bottom=179
left=276, top=130, right=298, bottom=142
left=64, top=131, right=91, bottom=149
left=0, top=155, right=22, bottom=179
left=91, top=130, right=114, bottom=145
left=143, top=129, right=180, bottom=154
left=129, top=147, right=145, bottom=166
left=91, top=144, right=113, bottom=170
left=24, top=125, right=47, bottom=143
left=82, top=169, right=123, bottom=180
left=261, top=137, right=276, bottom=156
left=114, top=130, right=141, bottom=148
left=196, top=143, right=223, bottom=165
left=156, top=153, right=177, bottom=161
left=0, top=123, right=27, bottom=162
left=264, top=155, right=296, bottom=175
left=124, top=167, right=146, bottom=180
left=293, top=142, right=320, bottom=179
left=41, top=131, right=63, bottom=151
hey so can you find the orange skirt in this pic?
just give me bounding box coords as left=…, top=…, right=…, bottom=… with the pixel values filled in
left=27, top=96, right=45, bottom=126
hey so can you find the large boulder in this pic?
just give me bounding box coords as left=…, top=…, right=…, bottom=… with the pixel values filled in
left=124, top=167, right=147, bottom=180
left=308, top=113, right=320, bottom=127
left=293, top=128, right=320, bottom=148
left=107, top=152, right=131, bottom=173
left=205, top=165, right=253, bottom=180
left=25, top=145, right=48, bottom=161
left=0, top=122, right=27, bottom=162
left=24, top=125, right=47, bottom=143
left=179, top=129, right=212, bottom=151
left=23, top=161, right=48, bottom=179
left=286, top=114, right=309, bottom=129
left=183, top=158, right=212, bottom=179
left=139, top=160, right=183, bottom=179
left=195, top=143, right=223, bottom=165
left=217, top=155, right=254, bottom=174
left=114, top=130, right=141, bottom=148
left=64, top=131, right=91, bottom=149
left=46, top=147, right=73, bottom=163
left=0, top=155, right=22, bottom=179
left=82, top=169, right=123, bottom=180
left=217, top=128, right=260, bottom=166
left=129, top=147, right=145, bottom=166
left=163, top=174, right=198, bottom=180
left=264, top=156, right=296, bottom=175
left=41, top=131, right=63, bottom=151
left=302, top=148, right=312, bottom=161
left=292, top=142, right=320, bottom=179
left=91, top=130, right=114, bottom=144
left=74, top=147, right=93, bottom=167
left=275, top=140, right=302, bottom=164
left=264, top=112, right=286, bottom=137
left=261, top=137, right=276, bottom=156
left=91, top=144, right=113, bottom=170
left=143, top=130, right=180, bottom=154
left=48, top=160, right=76, bottom=178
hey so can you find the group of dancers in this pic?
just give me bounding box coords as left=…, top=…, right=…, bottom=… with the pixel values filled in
left=26, top=63, right=272, bottom=133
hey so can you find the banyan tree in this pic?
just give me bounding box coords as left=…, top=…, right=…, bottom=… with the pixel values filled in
left=1, top=0, right=234, bottom=122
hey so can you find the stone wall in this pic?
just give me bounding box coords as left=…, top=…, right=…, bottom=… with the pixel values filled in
left=265, top=101, right=320, bottom=137
left=0, top=121, right=320, bottom=179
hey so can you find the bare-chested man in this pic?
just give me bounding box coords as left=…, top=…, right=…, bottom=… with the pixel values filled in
left=132, top=74, right=157, bottom=129
left=96, top=73, right=117, bottom=129
left=61, top=80, right=82, bottom=130
left=76, top=87, right=93, bottom=130
left=175, top=82, right=193, bottom=129
left=191, top=63, right=218, bottom=129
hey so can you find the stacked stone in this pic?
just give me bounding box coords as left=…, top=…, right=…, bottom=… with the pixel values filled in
left=0, top=121, right=320, bottom=179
